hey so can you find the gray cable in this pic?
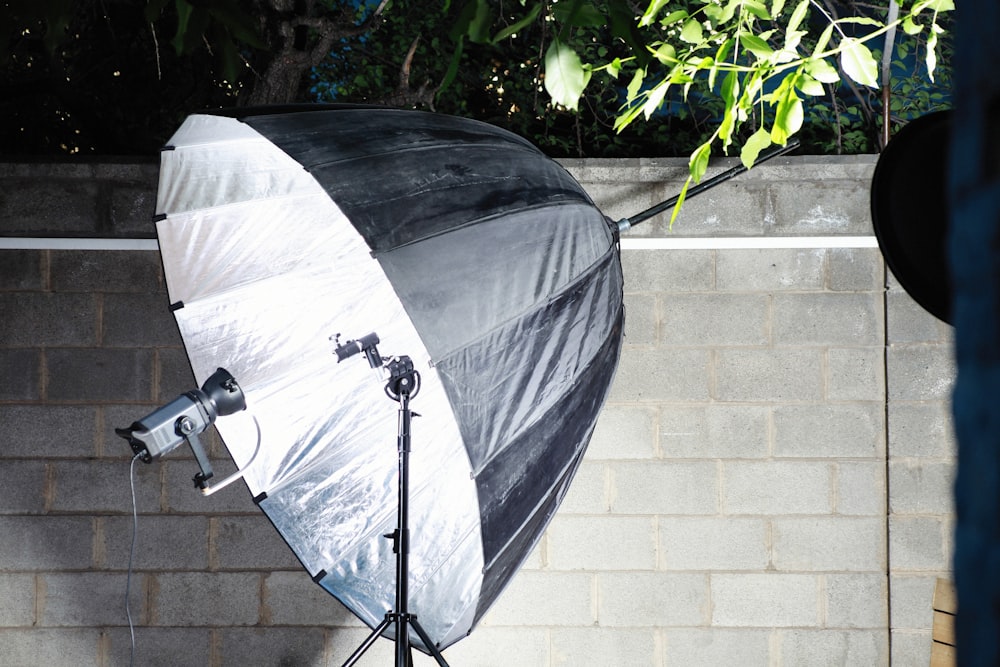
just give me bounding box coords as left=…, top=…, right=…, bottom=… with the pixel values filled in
left=126, top=451, right=142, bottom=667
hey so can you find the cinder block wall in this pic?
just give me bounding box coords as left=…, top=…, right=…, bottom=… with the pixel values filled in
left=0, top=157, right=955, bottom=666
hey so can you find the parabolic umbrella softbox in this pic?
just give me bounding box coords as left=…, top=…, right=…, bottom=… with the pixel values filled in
left=153, top=106, right=624, bottom=652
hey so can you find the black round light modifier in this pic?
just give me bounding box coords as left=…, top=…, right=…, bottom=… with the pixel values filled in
left=870, top=110, right=952, bottom=324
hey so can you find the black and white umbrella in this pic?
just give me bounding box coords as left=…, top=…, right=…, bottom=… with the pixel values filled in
left=154, top=106, right=624, bottom=652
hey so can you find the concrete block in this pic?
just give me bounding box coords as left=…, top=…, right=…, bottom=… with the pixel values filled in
left=622, top=292, right=658, bottom=346
left=110, top=186, right=158, bottom=235
left=888, top=461, right=955, bottom=515
left=558, top=461, right=609, bottom=514
left=611, top=461, right=719, bottom=515
left=40, top=572, right=144, bottom=626
left=836, top=462, right=886, bottom=516
left=711, top=573, right=820, bottom=627
left=152, top=572, right=260, bottom=626
left=888, top=516, right=948, bottom=571
left=440, top=626, right=550, bottom=666
left=163, top=459, right=259, bottom=515
left=771, top=517, right=885, bottom=571
left=212, top=516, right=302, bottom=570
left=156, top=347, right=197, bottom=403
left=0, top=349, right=41, bottom=400
left=102, top=627, right=211, bottom=667
left=778, top=629, right=888, bottom=666
left=887, top=289, right=953, bottom=344
left=659, top=517, right=768, bottom=570
left=890, top=629, right=932, bottom=667
left=597, top=572, right=708, bottom=626
left=0, top=178, right=101, bottom=234
left=0, top=629, right=101, bottom=667
left=0, top=517, right=93, bottom=570
left=663, top=628, right=772, bottom=667
left=772, top=293, right=882, bottom=346
left=551, top=627, right=658, bottom=666
left=723, top=461, right=831, bottom=515
left=0, top=461, right=46, bottom=514
left=0, top=293, right=97, bottom=346
left=48, top=250, right=162, bottom=293
left=669, top=181, right=770, bottom=235
left=217, top=627, right=327, bottom=666
left=480, top=570, right=594, bottom=626
left=100, top=515, right=209, bottom=571
left=620, top=249, right=714, bottom=293
left=888, top=402, right=956, bottom=458
left=716, top=248, right=825, bottom=292
left=46, top=347, right=154, bottom=401
left=660, top=405, right=770, bottom=459
left=102, top=293, right=179, bottom=346
left=768, top=179, right=872, bottom=235
left=546, top=516, right=656, bottom=570
left=826, top=248, right=883, bottom=292
left=889, top=574, right=937, bottom=630
left=827, top=347, right=885, bottom=401
left=772, top=404, right=883, bottom=458
left=715, top=348, right=824, bottom=402
left=661, top=293, right=770, bottom=346
left=0, top=249, right=43, bottom=289
left=0, top=574, right=35, bottom=626
left=887, top=344, right=956, bottom=401
left=825, top=573, right=888, bottom=628
left=262, top=571, right=360, bottom=626
left=51, top=459, right=160, bottom=514
left=587, top=405, right=657, bottom=460
left=0, top=405, right=98, bottom=457
left=608, top=348, right=710, bottom=402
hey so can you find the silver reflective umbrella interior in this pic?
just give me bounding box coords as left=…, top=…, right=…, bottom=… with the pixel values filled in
left=155, top=107, right=624, bottom=651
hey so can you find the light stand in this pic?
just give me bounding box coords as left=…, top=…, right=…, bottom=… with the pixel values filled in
left=334, top=334, right=451, bottom=667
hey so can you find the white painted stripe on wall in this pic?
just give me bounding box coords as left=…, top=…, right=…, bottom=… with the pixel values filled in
left=620, top=236, right=879, bottom=250
left=0, top=236, right=878, bottom=251
left=0, top=238, right=160, bottom=251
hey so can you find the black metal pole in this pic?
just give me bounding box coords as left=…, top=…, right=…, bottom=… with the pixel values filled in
left=340, top=353, right=450, bottom=667
left=395, top=391, right=412, bottom=667
left=617, top=139, right=800, bottom=231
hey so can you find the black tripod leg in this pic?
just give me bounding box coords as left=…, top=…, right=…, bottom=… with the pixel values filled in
left=342, top=615, right=393, bottom=667
left=410, top=617, right=451, bottom=667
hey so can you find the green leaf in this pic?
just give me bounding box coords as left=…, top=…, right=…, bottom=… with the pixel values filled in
left=740, top=34, right=773, bottom=59
left=805, top=57, right=840, bottom=83
left=796, top=72, right=825, bottom=96
left=669, top=176, right=693, bottom=228
left=786, top=0, right=809, bottom=34
left=660, top=10, right=689, bottom=26
left=640, top=0, right=671, bottom=27
left=171, top=0, right=194, bottom=55
left=680, top=18, right=704, bottom=44
left=643, top=81, right=669, bottom=119
left=467, top=0, right=492, bottom=43
left=771, top=75, right=803, bottom=143
left=771, top=0, right=787, bottom=20
left=741, top=127, right=772, bottom=168
left=492, top=2, right=542, bottom=42
left=651, top=42, right=676, bottom=65
left=552, top=0, right=605, bottom=27
left=625, top=67, right=646, bottom=102
left=812, top=23, right=833, bottom=56
left=438, top=34, right=465, bottom=95
left=902, top=15, right=924, bottom=35
left=839, top=37, right=878, bottom=88
left=689, top=141, right=712, bottom=183
left=544, top=38, right=591, bottom=110
left=743, top=0, right=772, bottom=20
